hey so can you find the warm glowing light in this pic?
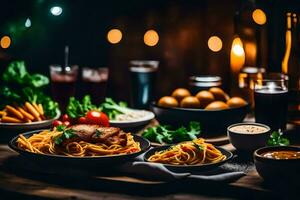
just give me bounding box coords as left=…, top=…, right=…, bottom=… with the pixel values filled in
left=107, top=29, right=122, bottom=44
left=252, top=9, right=267, bottom=25
left=25, top=18, right=31, bottom=28
left=0, top=36, right=11, bottom=49
left=230, top=37, right=245, bottom=73
left=207, top=36, right=223, bottom=52
left=233, top=44, right=244, bottom=56
left=50, top=6, right=63, bottom=16
left=144, top=30, right=159, bottom=46
left=245, top=42, right=257, bottom=65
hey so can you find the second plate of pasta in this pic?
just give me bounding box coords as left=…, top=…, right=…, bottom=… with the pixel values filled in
left=144, top=138, right=232, bottom=171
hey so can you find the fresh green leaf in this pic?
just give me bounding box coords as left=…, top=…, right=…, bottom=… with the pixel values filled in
left=142, top=122, right=201, bottom=144
left=28, top=74, right=49, bottom=87
left=3, top=61, right=49, bottom=88
left=54, top=126, right=76, bottom=145
left=99, top=98, right=132, bottom=120
left=95, top=130, right=102, bottom=137
left=66, top=95, right=98, bottom=119
left=193, top=142, right=204, bottom=151
left=56, top=125, right=67, bottom=132
left=267, top=131, right=290, bottom=146
left=0, top=86, right=21, bottom=106
left=3, top=61, right=28, bottom=84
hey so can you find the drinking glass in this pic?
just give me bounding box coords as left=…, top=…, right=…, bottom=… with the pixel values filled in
left=82, top=67, right=109, bottom=103
left=254, top=78, right=288, bottom=131
left=50, top=65, right=78, bottom=112
left=129, top=60, right=159, bottom=109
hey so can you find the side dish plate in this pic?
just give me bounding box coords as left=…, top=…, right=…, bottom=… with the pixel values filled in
left=109, top=110, right=155, bottom=128
left=144, top=145, right=233, bottom=172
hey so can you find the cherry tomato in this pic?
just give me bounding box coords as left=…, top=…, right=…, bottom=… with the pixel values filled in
left=52, top=120, right=63, bottom=127
left=62, top=114, right=70, bottom=122
left=86, top=111, right=109, bottom=127
left=78, top=116, right=87, bottom=124
left=63, top=121, right=71, bottom=127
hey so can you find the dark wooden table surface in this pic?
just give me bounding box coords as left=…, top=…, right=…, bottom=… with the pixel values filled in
left=0, top=120, right=299, bottom=200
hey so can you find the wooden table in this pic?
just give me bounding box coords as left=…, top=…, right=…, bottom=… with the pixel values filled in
left=0, top=122, right=299, bottom=199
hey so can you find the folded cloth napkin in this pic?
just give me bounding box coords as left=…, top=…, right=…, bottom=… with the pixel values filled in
left=118, top=154, right=245, bottom=182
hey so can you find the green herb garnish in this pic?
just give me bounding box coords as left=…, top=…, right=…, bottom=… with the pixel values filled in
left=99, top=98, right=132, bottom=120
left=66, top=95, right=98, bottom=119
left=95, top=130, right=102, bottom=137
left=267, top=131, right=290, bottom=146
left=142, top=121, right=201, bottom=144
left=193, top=142, right=204, bottom=151
left=54, top=125, right=76, bottom=145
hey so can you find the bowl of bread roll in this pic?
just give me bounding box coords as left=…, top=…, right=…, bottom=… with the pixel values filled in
left=151, top=87, right=249, bottom=135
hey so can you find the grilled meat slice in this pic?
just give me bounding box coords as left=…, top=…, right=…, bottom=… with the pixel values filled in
left=70, top=124, right=101, bottom=141
left=91, top=127, right=120, bottom=142
left=64, top=124, right=127, bottom=146
left=104, top=131, right=127, bottom=146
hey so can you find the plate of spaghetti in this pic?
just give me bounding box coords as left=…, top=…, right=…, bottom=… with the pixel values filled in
left=9, top=124, right=150, bottom=166
left=144, top=138, right=232, bottom=171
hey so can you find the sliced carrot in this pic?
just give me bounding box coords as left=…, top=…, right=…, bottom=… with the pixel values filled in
left=0, top=111, right=6, bottom=116
left=25, top=102, right=40, bottom=119
left=5, top=105, right=24, bottom=119
left=32, top=103, right=42, bottom=115
left=17, top=107, right=34, bottom=121
left=38, top=104, right=44, bottom=115
left=1, top=116, right=22, bottom=123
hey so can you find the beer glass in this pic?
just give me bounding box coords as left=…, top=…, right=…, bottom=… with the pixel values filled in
left=254, top=79, right=288, bottom=131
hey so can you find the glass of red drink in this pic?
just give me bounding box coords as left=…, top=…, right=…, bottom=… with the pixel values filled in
left=82, top=67, right=109, bottom=104
left=50, top=65, right=78, bottom=112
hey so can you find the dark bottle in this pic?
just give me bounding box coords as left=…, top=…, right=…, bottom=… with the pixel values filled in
left=281, top=13, right=300, bottom=121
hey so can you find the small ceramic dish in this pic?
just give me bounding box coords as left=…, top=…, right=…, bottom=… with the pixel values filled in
left=254, top=146, right=300, bottom=181
left=227, top=123, right=271, bottom=151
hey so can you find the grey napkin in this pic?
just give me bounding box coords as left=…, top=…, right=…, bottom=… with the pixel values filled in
left=118, top=153, right=245, bottom=182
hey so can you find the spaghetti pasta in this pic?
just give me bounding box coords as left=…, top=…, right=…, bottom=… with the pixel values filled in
left=17, top=129, right=141, bottom=157
left=148, top=138, right=226, bottom=165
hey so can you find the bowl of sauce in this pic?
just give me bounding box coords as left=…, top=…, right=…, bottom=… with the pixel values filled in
left=262, top=150, right=300, bottom=160
left=254, top=146, right=300, bottom=181
left=227, top=123, right=271, bottom=151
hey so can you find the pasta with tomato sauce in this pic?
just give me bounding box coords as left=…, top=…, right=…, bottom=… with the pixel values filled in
left=148, top=138, right=226, bottom=165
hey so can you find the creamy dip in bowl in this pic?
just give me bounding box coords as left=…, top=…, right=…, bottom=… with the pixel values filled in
left=227, top=123, right=271, bottom=151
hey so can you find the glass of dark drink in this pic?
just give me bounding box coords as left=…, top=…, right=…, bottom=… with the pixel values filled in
left=129, top=60, right=159, bottom=109
left=82, top=67, right=109, bottom=104
left=50, top=65, right=78, bottom=112
left=254, top=79, right=288, bottom=131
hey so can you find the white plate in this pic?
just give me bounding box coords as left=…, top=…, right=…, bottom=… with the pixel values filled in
left=109, top=110, right=155, bottom=128
left=0, top=111, right=61, bottom=131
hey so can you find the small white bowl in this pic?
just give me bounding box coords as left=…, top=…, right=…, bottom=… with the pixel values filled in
left=227, top=123, right=271, bottom=151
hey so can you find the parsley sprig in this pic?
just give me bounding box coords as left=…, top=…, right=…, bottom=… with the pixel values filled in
left=267, top=131, right=290, bottom=146
left=54, top=125, right=76, bottom=145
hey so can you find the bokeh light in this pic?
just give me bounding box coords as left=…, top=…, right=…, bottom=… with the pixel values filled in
left=50, top=6, right=63, bottom=16
left=144, top=30, right=159, bottom=46
left=252, top=9, right=267, bottom=25
left=25, top=18, right=31, bottom=28
left=107, top=29, right=122, bottom=44
left=0, top=36, right=11, bottom=49
left=230, top=37, right=245, bottom=73
left=232, top=38, right=245, bottom=56
left=207, top=36, right=223, bottom=52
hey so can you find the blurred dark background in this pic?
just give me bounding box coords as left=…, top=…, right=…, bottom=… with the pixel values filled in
left=0, top=0, right=299, bottom=101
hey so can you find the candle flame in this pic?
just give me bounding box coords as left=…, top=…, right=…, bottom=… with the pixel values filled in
left=230, top=37, right=245, bottom=73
